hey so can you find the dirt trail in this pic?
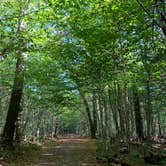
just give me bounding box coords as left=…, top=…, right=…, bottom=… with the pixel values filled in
left=34, top=137, right=99, bottom=166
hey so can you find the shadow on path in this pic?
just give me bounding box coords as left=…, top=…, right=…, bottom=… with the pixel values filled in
left=34, top=137, right=99, bottom=166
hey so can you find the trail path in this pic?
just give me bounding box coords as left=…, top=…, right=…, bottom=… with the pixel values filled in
left=34, top=137, right=100, bottom=166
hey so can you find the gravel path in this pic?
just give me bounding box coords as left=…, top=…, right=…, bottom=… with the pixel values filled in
left=34, top=138, right=99, bottom=166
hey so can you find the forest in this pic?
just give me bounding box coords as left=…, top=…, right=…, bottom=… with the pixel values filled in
left=0, top=0, right=166, bottom=166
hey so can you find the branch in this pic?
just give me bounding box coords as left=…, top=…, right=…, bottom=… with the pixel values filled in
left=0, top=0, right=35, bottom=62
left=135, top=0, right=161, bottom=27
left=0, top=5, right=50, bottom=21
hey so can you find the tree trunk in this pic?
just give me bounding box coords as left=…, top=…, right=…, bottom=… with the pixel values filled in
left=81, top=93, right=96, bottom=139
left=1, top=55, right=25, bottom=147
left=146, top=71, right=153, bottom=140
left=15, top=110, right=22, bottom=143
left=133, top=85, right=144, bottom=140
left=92, top=92, right=97, bottom=137
left=108, top=87, right=120, bottom=136
left=117, top=85, right=126, bottom=140
left=123, top=86, right=130, bottom=141
left=98, top=93, right=104, bottom=137
left=53, top=118, right=59, bottom=138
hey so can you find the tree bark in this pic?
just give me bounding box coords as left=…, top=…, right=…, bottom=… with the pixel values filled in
left=157, top=108, right=161, bottom=135
left=81, top=93, right=96, bottom=138
left=146, top=71, right=153, bottom=140
left=98, top=92, right=104, bottom=137
left=15, top=110, right=22, bottom=143
left=1, top=54, right=25, bottom=147
left=53, top=118, right=59, bottom=138
left=92, top=92, right=97, bottom=138
left=103, top=94, right=108, bottom=137
left=133, top=85, right=144, bottom=140
left=117, top=85, right=126, bottom=140
left=108, top=87, right=120, bottom=136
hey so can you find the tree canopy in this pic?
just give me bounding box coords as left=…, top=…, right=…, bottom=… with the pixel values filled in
left=0, top=1, right=165, bottom=161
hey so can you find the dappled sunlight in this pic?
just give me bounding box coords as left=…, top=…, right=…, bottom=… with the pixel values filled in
left=35, top=137, right=98, bottom=166
left=35, top=162, right=55, bottom=165
left=41, top=153, right=54, bottom=156
left=81, top=163, right=96, bottom=166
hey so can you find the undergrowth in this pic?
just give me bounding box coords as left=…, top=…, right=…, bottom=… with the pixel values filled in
left=0, top=143, right=41, bottom=166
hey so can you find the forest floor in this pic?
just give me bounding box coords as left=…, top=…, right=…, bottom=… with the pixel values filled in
left=2, top=136, right=165, bottom=166
left=34, top=136, right=101, bottom=166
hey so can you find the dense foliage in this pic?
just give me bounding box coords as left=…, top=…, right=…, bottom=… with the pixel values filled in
left=0, top=0, right=165, bottom=152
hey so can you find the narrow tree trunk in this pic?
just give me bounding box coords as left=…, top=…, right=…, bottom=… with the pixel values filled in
left=15, top=110, right=22, bottom=143
left=21, top=111, right=30, bottom=136
left=92, top=92, right=97, bottom=137
left=103, top=92, right=108, bottom=138
left=1, top=55, right=25, bottom=147
left=98, top=93, right=105, bottom=137
left=130, top=100, right=135, bottom=138
left=117, top=85, right=126, bottom=140
left=157, top=107, right=161, bottom=135
left=146, top=71, right=153, bottom=140
left=133, top=85, right=144, bottom=140
left=53, top=118, right=59, bottom=138
left=123, top=86, right=130, bottom=142
left=108, top=87, right=120, bottom=136
left=81, top=93, right=96, bottom=138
